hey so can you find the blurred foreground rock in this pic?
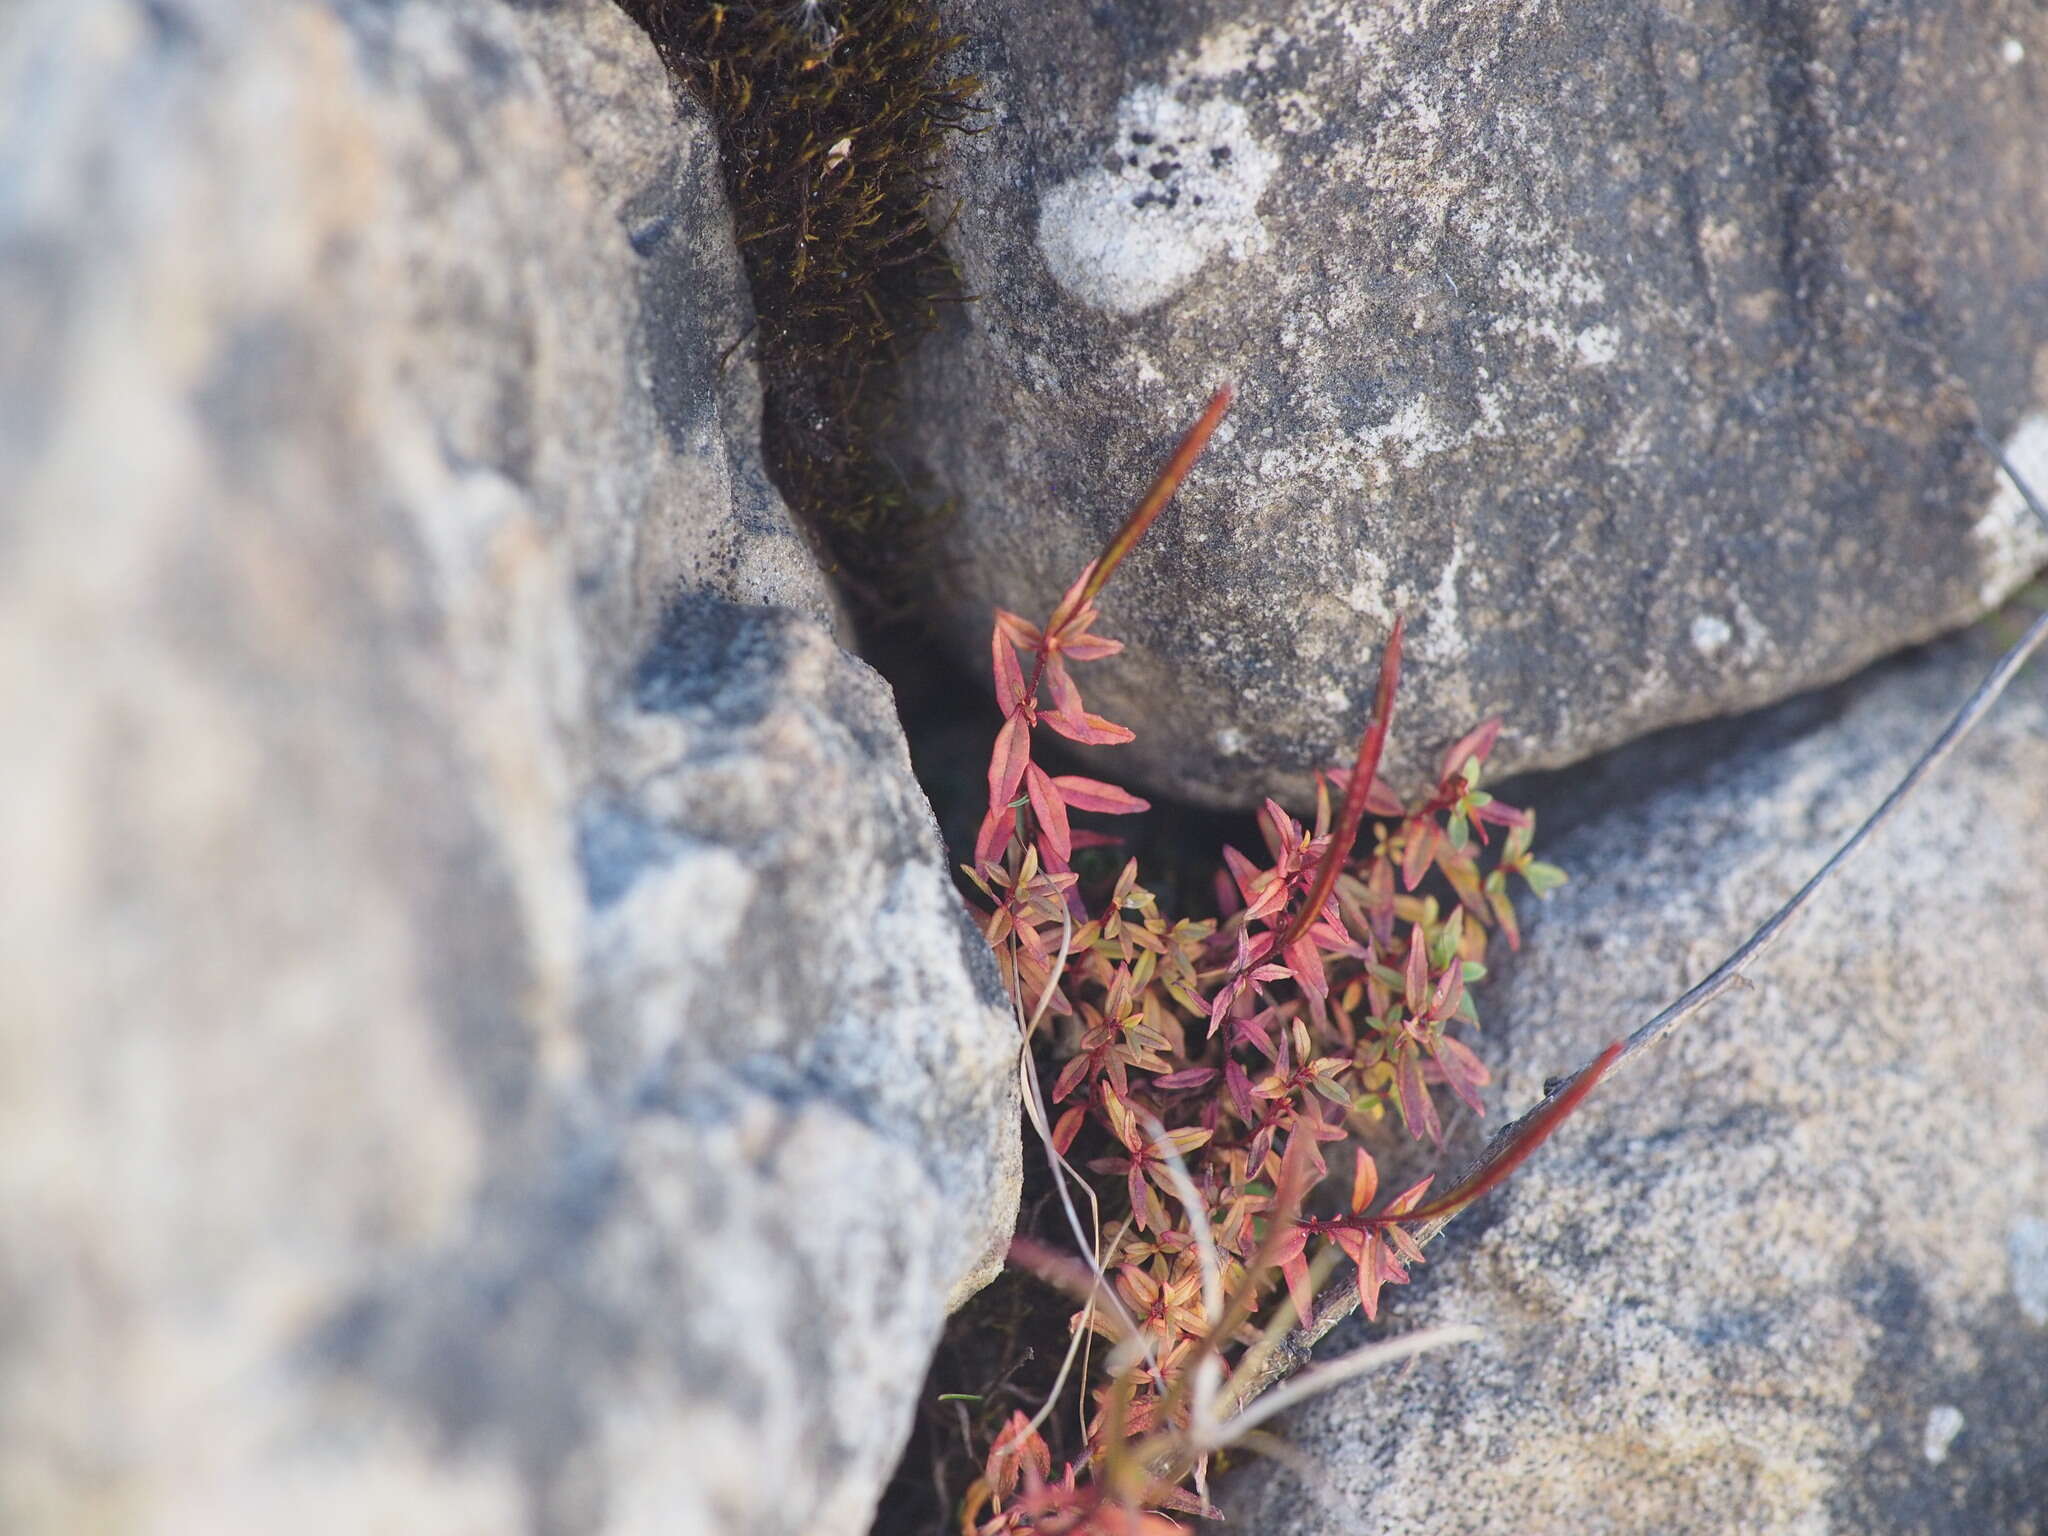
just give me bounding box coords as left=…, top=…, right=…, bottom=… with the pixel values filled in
left=903, top=0, right=2048, bottom=806
left=1222, top=632, right=2048, bottom=1534
left=0, top=2, right=1016, bottom=1532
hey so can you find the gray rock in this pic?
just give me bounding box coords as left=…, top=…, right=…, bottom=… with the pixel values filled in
left=0, top=3, right=1017, bottom=1533
left=1220, top=633, right=2048, bottom=1534
left=900, top=0, right=2048, bottom=807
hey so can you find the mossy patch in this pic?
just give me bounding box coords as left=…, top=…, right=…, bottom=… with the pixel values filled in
left=617, top=0, right=978, bottom=612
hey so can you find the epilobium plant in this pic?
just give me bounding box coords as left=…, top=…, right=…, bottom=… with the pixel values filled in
left=960, top=389, right=1614, bottom=1533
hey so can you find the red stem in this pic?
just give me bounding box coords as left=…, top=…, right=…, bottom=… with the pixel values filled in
left=1078, top=385, right=1235, bottom=607
left=1274, top=617, right=1405, bottom=951
left=1005, top=387, right=1235, bottom=870
left=1307, top=1039, right=1625, bottom=1234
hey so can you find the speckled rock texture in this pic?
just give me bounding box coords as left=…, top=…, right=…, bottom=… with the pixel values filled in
left=899, top=0, right=2048, bottom=807
left=1220, top=632, right=2048, bottom=1535
left=0, top=2, right=1017, bottom=1532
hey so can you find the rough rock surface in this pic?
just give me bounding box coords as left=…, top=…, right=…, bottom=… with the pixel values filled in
left=900, top=0, right=2048, bottom=806
left=1221, top=632, right=2048, bottom=1535
left=0, top=3, right=1017, bottom=1533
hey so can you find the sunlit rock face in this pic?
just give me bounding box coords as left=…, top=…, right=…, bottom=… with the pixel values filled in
left=0, top=3, right=1017, bottom=1531
left=901, top=0, right=2048, bottom=807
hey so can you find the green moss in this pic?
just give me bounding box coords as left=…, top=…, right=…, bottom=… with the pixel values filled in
left=618, top=0, right=978, bottom=611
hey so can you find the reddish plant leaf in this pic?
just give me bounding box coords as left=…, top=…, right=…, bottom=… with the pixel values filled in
left=1429, top=958, right=1465, bottom=1022
left=1043, top=656, right=1085, bottom=718
left=1045, top=565, right=1097, bottom=638
left=1052, top=1052, right=1095, bottom=1104
left=1283, top=935, right=1329, bottom=1005
left=1432, top=1033, right=1490, bottom=1115
left=992, top=626, right=1029, bottom=716
left=1052, top=1105, right=1085, bottom=1155
left=1026, top=763, right=1072, bottom=863
left=1216, top=844, right=1263, bottom=905
left=1437, top=716, right=1504, bottom=780
left=987, top=1411, right=1052, bottom=1502
left=989, top=714, right=1030, bottom=812
left=974, top=805, right=1012, bottom=872
left=1383, top=1176, right=1434, bottom=1219
left=1240, top=872, right=1289, bottom=926
left=1148, top=1485, right=1222, bottom=1520
left=994, top=609, right=1043, bottom=651
left=1212, top=866, right=1242, bottom=917
left=1043, top=709, right=1136, bottom=746
left=1100, top=1086, right=1141, bottom=1152
left=1255, top=799, right=1298, bottom=865
left=1403, top=930, right=1430, bottom=1016
left=1396, top=1045, right=1442, bottom=1146
left=1486, top=878, right=1522, bottom=950
left=1224, top=1058, right=1258, bottom=1124
left=1350, top=1148, right=1379, bottom=1213
left=1401, top=818, right=1440, bottom=891
left=1354, top=1234, right=1391, bottom=1321
left=1365, top=775, right=1405, bottom=817
left=1133, top=1169, right=1168, bottom=1232
left=1473, top=797, right=1532, bottom=831
left=1281, top=1249, right=1316, bottom=1331
left=1053, top=775, right=1151, bottom=815
left=1067, top=829, right=1127, bottom=851
left=1058, top=631, right=1124, bottom=662
left=1329, top=766, right=1407, bottom=820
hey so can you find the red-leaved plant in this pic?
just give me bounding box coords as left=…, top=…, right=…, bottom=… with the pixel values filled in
left=960, top=388, right=1615, bottom=1533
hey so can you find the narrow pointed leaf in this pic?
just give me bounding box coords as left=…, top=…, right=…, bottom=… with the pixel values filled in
left=1025, top=763, right=1071, bottom=862
left=974, top=805, right=1012, bottom=872
left=1403, top=929, right=1429, bottom=1016
left=1437, top=716, right=1503, bottom=781
left=1396, top=1046, right=1441, bottom=1146
left=992, top=626, right=1028, bottom=716
left=1043, top=709, right=1136, bottom=746
left=1350, top=1148, right=1379, bottom=1213
left=1432, top=1032, right=1491, bottom=1115
left=1057, top=631, right=1124, bottom=661
left=988, top=714, right=1030, bottom=811
left=1053, top=775, right=1151, bottom=815
left=1281, top=1250, right=1316, bottom=1331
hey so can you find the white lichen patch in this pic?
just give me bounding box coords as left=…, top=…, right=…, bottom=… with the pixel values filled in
left=1575, top=325, right=1621, bottom=366
left=1487, top=253, right=1619, bottom=370
left=2011, top=1215, right=2048, bottom=1326
left=1036, top=86, right=1278, bottom=316
left=1178, top=20, right=1284, bottom=80
left=1307, top=543, right=1392, bottom=636
left=1414, top=540, right=1469, bottom=667
left=1921, top=1405, right=1965, bottom=1465
left=1690, top=614, right=1733, bottom=658
left=1496, top=251, right=1607, bottom=310
left=1972, top=413, right=2048, bottom=604
left=1357, top=397, right=1455, bottom=471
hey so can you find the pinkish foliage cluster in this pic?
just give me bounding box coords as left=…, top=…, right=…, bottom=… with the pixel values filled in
left=959, top=391, right=1582, bottom=1534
